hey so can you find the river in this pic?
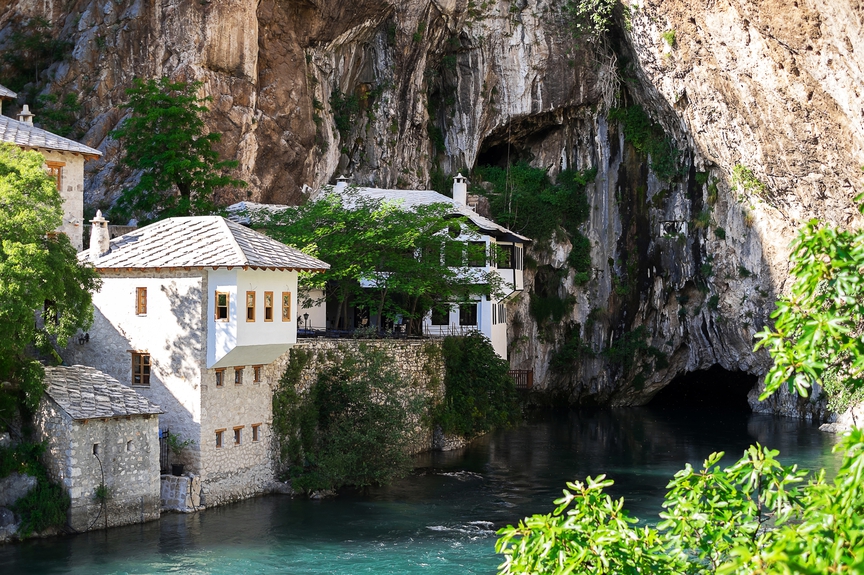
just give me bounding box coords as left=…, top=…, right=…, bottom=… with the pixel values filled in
left=0, top=406, right=840, bottom=575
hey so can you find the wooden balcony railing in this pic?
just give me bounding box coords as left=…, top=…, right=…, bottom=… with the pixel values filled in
left=509, top=369, right=534, bottom=391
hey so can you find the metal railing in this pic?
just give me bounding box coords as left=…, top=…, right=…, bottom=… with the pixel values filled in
left=159, top=428, right=170, bottom=474
left=509, top=370, right=534, bottom=391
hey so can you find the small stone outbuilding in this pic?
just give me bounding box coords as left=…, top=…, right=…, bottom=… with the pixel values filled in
left=34, top=365, right=162, bottom=532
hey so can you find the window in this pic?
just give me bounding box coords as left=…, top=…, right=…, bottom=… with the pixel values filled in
left=281, top=292, right=292, bottom=322
left=234, top=367, right=244, bottom=385
left=459, top=303, right=478, bottom=326
left=136, top=287, right=147, bottom=315
left=497, top=244, right=514, bottom=269
left=215, top=429, right=226, bottom=448
left=215, top=369, right=225, bottom=387
left=467, top=242, right=487, bottom=267
left=92, top=443, right=100, bottom=455
left=253, top=365, right=262, bottom=383
left=215, top=291, right=229, bottom=321
left=46, top=161, right=64, bottom=191
left=493, top=303, right=506, bottom=325
left=515, top=245, right=523, bottom=270
left=132, top=352, right=151, bottom=386
left=234, top=426, right=244, bottom=446
left=264, top=291, right=274, bottom=321
left=251, top=423, right=261, bottom=442
left=246, top=291, right=256, bottom=322
left=431, top=304, right=449, bottom=326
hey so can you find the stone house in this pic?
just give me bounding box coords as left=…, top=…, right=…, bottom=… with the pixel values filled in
left=0, top=82, right=102, bottom=251
left=230, top=175, right=530, bottom=359
left=63, top=214, right=329, bottom=507
left=34, top=365, right=162, bottom=532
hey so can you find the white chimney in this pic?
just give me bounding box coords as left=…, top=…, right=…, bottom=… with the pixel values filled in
left=89, top=210, right=111, bottom=259
left=17, top=104, right=34, bottom=125
left=335, top=175, right=349, bottom=192
left=452, top=173, right=468, bottom=205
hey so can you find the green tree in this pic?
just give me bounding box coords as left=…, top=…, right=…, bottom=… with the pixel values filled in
left=0, top=144, right=100, bottom=428
left=275, top=345, right=426, bottom=492
left=257, top=187, right=501, bottom=334
left=111, top=77, right=245, bottom=223
left=754, top=219, right=864, bottom=410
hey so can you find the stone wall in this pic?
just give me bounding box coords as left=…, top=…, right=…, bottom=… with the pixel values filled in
left=161, top=473, right=203, bottom=512
left=34, top=397, right=161, bottom=532
left=42, top=149, right=85, bottom=252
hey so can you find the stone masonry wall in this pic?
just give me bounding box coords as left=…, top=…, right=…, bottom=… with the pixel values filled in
left=266, top=338, right=446, bottom=468
left=34, top=397, right=161, bottom=532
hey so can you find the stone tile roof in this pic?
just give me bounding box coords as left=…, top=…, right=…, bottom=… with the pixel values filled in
left=0, top=115, right=102, bottom=157
left=0, top=84, right=16, bottom=99
left=343, top=187, right=531, bottom=242
left=80, top=216, right=330, bottom=271
left=228, top=187, right=531, bottom=242
left=43, top=366, right=162, bottom=420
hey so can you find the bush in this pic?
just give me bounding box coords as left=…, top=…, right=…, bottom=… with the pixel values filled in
left=496, top=431, right=864, bottom=575
left=608, top=105, right=686, bottom=182
left=567, top=232, right=592, bottom=283
left=1, top=441, right=69, bottom=537
left=436, top=333, right=520, bottom=437
left=274, top=345, right=425, bottom=493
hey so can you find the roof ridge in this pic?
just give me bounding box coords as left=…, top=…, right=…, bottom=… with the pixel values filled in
left=219, top=217, right=250, bottom=265
left=0, top=115, right=102, bottom=156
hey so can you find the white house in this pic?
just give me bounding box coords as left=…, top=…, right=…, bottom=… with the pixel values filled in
left=0, top=83, right=102, bottom=251
left=63, top=213, right=329, bottom=506
left=230, top=175, right=530, bottom=359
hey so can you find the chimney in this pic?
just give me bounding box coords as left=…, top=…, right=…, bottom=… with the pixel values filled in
left=334, top=175, right=349, bottom=192
left=17, top=104, right=34, bottom=125
left=89, top=210, right=111, bottom=259
left=452, top=173, right=468, bottom=205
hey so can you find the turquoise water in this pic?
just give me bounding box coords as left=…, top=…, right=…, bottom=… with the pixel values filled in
left=0, top=407, right=840, bottom=575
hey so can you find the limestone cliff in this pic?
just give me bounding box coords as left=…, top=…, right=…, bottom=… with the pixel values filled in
left=1, top=0, right=861, bottom=416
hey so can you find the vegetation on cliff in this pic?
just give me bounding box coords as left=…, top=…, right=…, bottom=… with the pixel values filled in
left=111, top=77, right=246, bottom=223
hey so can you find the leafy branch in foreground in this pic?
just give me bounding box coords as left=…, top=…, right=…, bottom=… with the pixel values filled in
left=754, top=219, right=864, bottom=410
left=497, top=432, right=864, bottom=574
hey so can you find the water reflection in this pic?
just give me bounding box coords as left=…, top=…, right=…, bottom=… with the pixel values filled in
left=0, top=408, right=838, bottom=575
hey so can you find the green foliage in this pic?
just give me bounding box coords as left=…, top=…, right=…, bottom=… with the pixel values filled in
left=329, top=89, right=360, bottom=142
left=272, top=348, right=311, bottom=470
left=714, top=226, right=726, bottom=240
left=731, top=164, right=767, bottom=196
left=693, top=209, right=711, bottom=230
left=603, top=325, right=649, bottom=375
left=0, top=144, right=100, bottom=426
left=738, top=265, right=752, bottom=278
left=34, top=93, right=82, bottom=138
left=694, top=171, right=709, bottom=185
left=257, top=189, right=501, bottom=334
left=707, top=294, right=720, bottom=311
left=661, top=30, right=676, bottom=48
left=0, top=17, right=70, bottom=94
left=707, top=178, right=719, bottom=205
left=755, top=219, right=864, bottom=409
left=567, top=232, right=592, bottom=284
left=428, top=124, right=446, bottom=153
left=608, top=105, right=686, bottom=182
left=93, top=483, right=111, bottom=502
left=275, top=345, right=425, bottom=493
left=498, top=433, right=864, bottom=574
left=111, top=77, right=245, bottom=223
left=1, top=441, right=69, bottom=536
left=529, top=266, right=575, bottom=326
left=550, top=324, right=593, bottom=373
left=472, top=163, right=594, bottom=243
left=165, top=432, right=195, bottom=457
left=562, top=0, right=618, bottom=37
left=437, top=333, right=520, bottom=437
left=700, top=262, right=713, bottom=278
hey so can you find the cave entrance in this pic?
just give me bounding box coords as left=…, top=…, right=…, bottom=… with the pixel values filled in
left=648, top=366, right=757, bottom=413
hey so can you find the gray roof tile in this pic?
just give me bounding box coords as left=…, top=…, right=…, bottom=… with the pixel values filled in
left=81, top=216, right=330, bottom=271
left=0, top=115, right=102, bottom=157
left=0, top=84, right=16, bottom=99
left=43, top=366, right=162, bottom=420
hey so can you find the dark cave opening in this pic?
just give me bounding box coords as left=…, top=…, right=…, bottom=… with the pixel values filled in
left=475, top=142, right=530, bottom=168
left=648, top=365, right=757, bottom=413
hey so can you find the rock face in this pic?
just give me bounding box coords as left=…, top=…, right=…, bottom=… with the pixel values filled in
left=2, top=0, right=862, bottom=415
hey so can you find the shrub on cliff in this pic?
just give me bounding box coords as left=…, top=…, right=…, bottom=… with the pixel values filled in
left=274, top=345, right=425, bottom=493
left=436, top=333, right=520, bottom=437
